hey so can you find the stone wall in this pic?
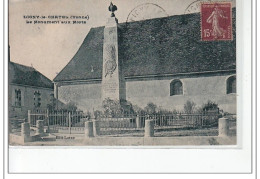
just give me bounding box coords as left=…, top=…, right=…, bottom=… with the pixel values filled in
left=57, top=73, right=236, bottom=114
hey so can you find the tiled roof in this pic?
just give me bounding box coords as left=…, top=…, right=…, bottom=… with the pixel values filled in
left=9, top=62, right=54, bottom=89
left=54, top=9, right=236, bottom=82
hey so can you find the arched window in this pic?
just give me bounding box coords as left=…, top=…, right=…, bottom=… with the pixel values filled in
left=227, top=76, right=236, bottom=94
left=170, top=80, right=183, bottom=96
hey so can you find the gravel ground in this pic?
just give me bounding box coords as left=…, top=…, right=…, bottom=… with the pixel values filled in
left=9, top=126, right=237, bottom=146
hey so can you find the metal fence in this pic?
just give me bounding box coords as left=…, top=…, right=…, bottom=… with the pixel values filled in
left=98, top=117, right=137, bottom=129
left=28, top=110, right=220, bottom=133
left=28, top=109, right=48, bottom=127
left=96, top=113, right=219, bottom=129
left=150, top=114, right=219, bottom=129
left=28, top=110, right=89, bottom=133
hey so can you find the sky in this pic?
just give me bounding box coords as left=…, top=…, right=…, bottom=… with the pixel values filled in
left=9, top=0, right=236, bottom=80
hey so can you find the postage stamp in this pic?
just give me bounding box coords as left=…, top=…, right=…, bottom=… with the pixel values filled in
left=201, top=2, right=232, bottom=41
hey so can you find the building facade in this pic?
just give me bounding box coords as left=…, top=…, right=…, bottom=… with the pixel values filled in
left=8, top=61, right=54, bottom=119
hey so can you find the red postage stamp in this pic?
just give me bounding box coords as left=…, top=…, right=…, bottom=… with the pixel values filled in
left=201, top=2, right=232, bottom=41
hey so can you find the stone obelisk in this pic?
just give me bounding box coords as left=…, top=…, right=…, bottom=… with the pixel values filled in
left=101, top=3, right=125, bottom=103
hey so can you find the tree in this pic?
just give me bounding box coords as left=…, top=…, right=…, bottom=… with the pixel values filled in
left=144, top=102, right=157, bottom=114
left=94, top=110, right=102, bottom=119
left=47, top=94, right=56, bottom=111
left=202, top=100, right=218, bottom=112
left=184, top=100, right=196, bottom=114
left=61, top=101, right=78, bottom=112
left=132, top=104, right=145, bottom=115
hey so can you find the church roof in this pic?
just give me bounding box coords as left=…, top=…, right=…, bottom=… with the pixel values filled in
left=54, top=9, right=236, bottom=82
left=9, top=62, right=54, bottom=89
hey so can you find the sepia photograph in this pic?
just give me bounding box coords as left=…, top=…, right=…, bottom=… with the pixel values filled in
left=8, top=0, right=237, bottom=146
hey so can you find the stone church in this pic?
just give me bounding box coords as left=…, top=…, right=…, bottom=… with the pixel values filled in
left=53, top=5, right=236, bottom=114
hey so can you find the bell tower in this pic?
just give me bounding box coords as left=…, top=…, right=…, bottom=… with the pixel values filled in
left=101, top=2, right=126, bottom=102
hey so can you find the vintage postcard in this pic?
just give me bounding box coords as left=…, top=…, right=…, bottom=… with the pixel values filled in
left=8, top=0, right=237, bottom=146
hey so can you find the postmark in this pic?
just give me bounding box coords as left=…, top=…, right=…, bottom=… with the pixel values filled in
left=201, top=2, right=232, bottom=41
left=126, top=3, right=168, bottom=23
left=185, top=0, right=205, bottom=14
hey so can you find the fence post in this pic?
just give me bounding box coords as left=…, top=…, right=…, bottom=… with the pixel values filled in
left=85, top=121, right=94, bottom=137
left=36, top=120, right=44, bottom=136
left=136, top=115, right=141, bottom=128
left=21, top=122, right=30, bottom=137
left=68, top=112, right=71, bottom=134
left=145, top=120, right=154, bottom=137
left=93, top=120, right=100, bottom=136
left=191, top=115, right=193, bottom=127
left=28, top=110, right=31, bottom=124
left=218, top=117, right=229, bottom=136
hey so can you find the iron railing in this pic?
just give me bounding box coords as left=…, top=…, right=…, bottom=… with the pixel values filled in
left=28, top=110, right=220, bottom=132
left=28, top=110, right=89, bottom=130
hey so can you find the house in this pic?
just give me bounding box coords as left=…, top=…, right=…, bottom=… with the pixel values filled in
left=8, top=48, right=54, bottom=119
left=53, top=8, right=236, bottom=114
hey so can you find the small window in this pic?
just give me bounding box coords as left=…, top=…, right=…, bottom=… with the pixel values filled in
left=14, top=89, right=21, bottom=107
left=170, top=80, right=183, bottom=96
left=227, top=76, right=236, bottom=94
left=34, top=91, right=41, bottom=108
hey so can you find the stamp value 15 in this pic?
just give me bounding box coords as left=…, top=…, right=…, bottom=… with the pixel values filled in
left=201, top=2, right=232, bottom=41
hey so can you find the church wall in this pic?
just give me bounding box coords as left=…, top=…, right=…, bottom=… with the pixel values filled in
left=57, top=73, right=236, bottom=114
left=58, top=83, right=102, bottom=112
left=125, top=74, right=236, bottom=114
